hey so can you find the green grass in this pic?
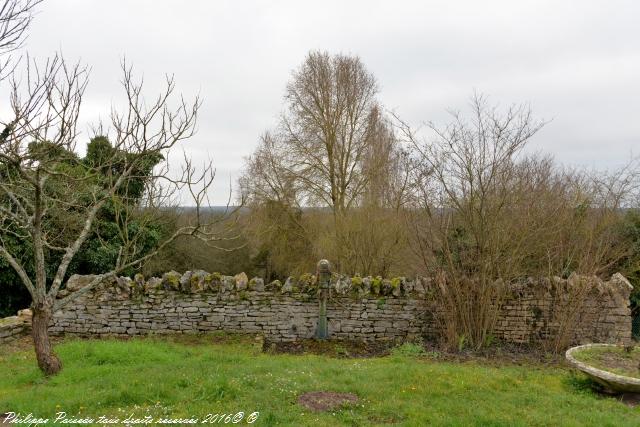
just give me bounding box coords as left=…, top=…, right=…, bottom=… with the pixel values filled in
left=0, top=335, right=638, bottom=426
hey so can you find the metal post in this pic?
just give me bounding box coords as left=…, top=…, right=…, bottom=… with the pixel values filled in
left=315, top=259, right=331, bottom=340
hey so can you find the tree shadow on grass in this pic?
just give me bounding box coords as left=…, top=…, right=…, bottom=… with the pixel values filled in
left=563, top=371, right=598, bottom=394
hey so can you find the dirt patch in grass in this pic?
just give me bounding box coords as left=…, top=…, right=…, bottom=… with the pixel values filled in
left=297, top=391, right=359, bottom=412
left=0, top=335, right=40, bottom=356
left=569, top=374, right=640, bottom=407
left=618, top=393, right=640, bottom=407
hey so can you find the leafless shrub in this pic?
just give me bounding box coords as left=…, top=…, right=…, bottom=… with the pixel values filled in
left=398, top=94, right=639, bottom=351
left=397, top=94, right=547, bottom=349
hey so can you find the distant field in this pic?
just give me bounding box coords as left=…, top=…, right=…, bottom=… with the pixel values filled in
left=0, top=335, right=638, bottom=426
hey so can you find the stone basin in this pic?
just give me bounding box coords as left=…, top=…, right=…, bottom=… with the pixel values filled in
left=566, top=343, right=640, bottom=394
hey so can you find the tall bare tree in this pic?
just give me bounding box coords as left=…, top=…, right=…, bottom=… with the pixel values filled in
left=239, top=132, right=299, bottom=207
left=240, top=52, right=413, bottom=273
left=280, top=51, right=379, bottom=216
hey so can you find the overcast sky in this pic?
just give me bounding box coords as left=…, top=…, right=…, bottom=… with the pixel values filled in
left=23, top=0, right=640, bottom=203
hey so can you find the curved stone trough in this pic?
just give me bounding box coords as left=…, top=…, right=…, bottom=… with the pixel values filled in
left=566, top=343, right=640, bottom=393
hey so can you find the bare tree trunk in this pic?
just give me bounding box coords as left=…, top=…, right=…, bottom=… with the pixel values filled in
left=31, top=302, right=62, bottom=376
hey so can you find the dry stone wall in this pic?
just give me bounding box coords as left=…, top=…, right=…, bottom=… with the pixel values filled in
left=42, top=271, right=634, bottom=346
left=50, top=285, right=430, bottom=342
left=494, top=273, right=633, bottom=344
left=0, top=309, right=32, bottom=344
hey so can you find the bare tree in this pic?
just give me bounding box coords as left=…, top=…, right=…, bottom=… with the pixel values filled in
left=0, top=0, right=41, bottom=79
left=397, top=94, right=548, bottom=349
left=240, top=52, right=415, bottom=273
left=239, top=132, right=300, bottom=207
left=238, top=132, right=314, bottom=278
left=280, top=51, right=379, bottom=216
left=397, top=93, right=640, bottom=351
left=0, top=57, right=235, bottom=375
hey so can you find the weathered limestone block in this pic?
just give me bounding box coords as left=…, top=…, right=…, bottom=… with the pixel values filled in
left=334, top=277, right=351, bottom=295
left=222, top=276, right=235, bottom=292
left=282, top=277, right=294, bottom=293
left=145, top=277, right=162, bottom=292
left=235, top=272, right=249, bottom=291
left=265, top=279, right=282, bottom=291
left=190, top=270, right=209, bottom=293
left=249, top=277, right=265, bottom=291
left=162, top=271, right=182, bottom=291
left=179, top=271, right=193, bottom=293
left=65, top=274, right=99, bottom=292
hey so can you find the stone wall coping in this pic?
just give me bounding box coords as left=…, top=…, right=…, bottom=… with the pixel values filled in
left=59, top=271, right=634, bottom=301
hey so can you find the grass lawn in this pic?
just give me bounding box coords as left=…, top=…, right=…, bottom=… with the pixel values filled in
left=0, top=334, right=638, bottom=426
